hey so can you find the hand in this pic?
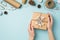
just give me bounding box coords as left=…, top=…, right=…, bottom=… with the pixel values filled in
left=47, top=14, right=53, bottom=31
left=28, top=21, right=35, bottom=40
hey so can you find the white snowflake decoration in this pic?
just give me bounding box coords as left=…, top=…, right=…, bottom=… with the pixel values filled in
left=35, top=16, right=45, bottom=27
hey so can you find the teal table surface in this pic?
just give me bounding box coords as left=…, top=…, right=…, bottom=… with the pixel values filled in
left=0, top=0, right=60, bottom=40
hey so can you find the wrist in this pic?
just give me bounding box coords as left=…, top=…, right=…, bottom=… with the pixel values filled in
left=48, top=29, right=52, bottom=32
left=29, top=36, right=34, bottom=40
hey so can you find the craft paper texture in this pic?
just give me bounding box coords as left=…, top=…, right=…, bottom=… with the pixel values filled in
left=31, top=12, right=48, bottom=30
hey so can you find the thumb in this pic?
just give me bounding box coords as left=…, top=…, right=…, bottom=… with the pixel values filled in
left=31, top=25, right=34, bottom=31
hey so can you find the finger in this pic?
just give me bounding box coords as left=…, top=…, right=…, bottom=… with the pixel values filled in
left=30, top=20, right=34, bottom=31
left=31, top=26, right=34, bottom=31
left=30, top=20, right=33, bottom=30
left=47, top=16, right=50, bottom=29
left=47, top=14, right=50, bottom=26
left=47, top=13, right=51, bottom=23
left=28, top=20, right=33, bottom=31
left=49, top=14, right=53, bottom=25
left=28, top=21, right=32, bottom=31
left=48, top=13, right=51, bottom=22
left=48, top=16, right=50, bottom=25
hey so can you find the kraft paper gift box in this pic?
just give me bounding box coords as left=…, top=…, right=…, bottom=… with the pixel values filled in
left=31, top=12, right=49, bottom=30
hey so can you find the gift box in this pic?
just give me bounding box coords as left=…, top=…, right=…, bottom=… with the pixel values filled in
left=31, top=12, right=49, bottom=30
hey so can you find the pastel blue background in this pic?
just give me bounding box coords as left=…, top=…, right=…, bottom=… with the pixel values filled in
left=0, top=0, right=60, bottom=40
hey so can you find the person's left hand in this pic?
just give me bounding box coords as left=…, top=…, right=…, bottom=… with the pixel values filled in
left=47, top=13, right=53, bottom=31
left=28, top=21, right=35, bottom=40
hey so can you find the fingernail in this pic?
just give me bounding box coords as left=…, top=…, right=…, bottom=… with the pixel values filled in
left=48, top=15, right=51, bottom=22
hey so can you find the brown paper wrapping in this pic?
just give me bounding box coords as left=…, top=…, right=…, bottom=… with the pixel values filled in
left=31, top=12, right=48, bottom=30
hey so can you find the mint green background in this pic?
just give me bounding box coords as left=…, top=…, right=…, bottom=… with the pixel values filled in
left=0, top=0, right=60, bottom=40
